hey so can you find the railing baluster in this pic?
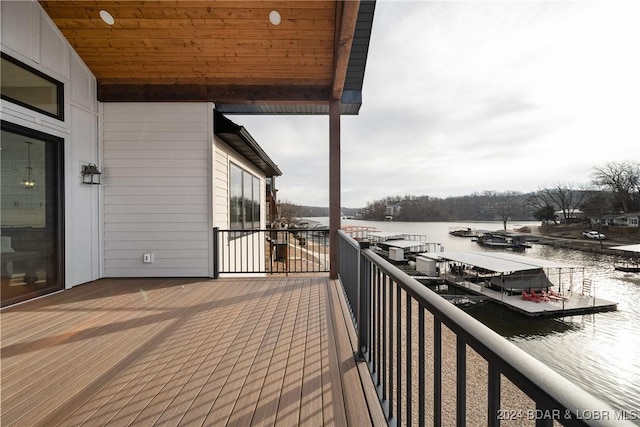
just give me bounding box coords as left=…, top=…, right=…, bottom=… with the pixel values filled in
left=419, top=305, right=425, bottom=427
left=535, top=405, right=554, bottom=427
left=389, top=276, right=395, bottom=421
left=407, top=293, right=412, bottom=427
left=382, top=273, right=387, bottom=405
left=488, top=364, right=500, bottom=427
left=369, top=264, right=374, bottom=361
left=457, top=335, right=466, bottom=427
left=212, top=227, right=219, bottom=279
left=376, top=268, right=381, bottom=389
left=396, top=285, right=402, bottom=426
left=434, top=318, right=442, bottom=427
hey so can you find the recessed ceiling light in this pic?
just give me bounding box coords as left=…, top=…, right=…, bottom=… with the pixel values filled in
left=269, top=10, right=281, bottom=26
left=100, top=10, right=115, bottom=26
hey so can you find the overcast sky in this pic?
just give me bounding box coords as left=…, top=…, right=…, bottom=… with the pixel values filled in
left=235, top=0, right=640, bottom=209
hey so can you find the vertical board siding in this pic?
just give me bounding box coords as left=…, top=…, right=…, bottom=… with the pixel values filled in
left=1, top=0, right=101, bottom=289
left=103, top=103, right=211, bottom=277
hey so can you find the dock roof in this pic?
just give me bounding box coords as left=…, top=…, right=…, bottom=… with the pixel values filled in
left=380, top=239, right=429, bottom=249
left=367, top=231, right=406, bottom=241
left=611, top=244, right=640, bottom=253
left=418, top=252, right=577, bottom=273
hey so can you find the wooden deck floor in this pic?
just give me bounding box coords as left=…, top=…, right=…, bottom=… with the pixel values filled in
left=1, top=277, right=385, bottom=426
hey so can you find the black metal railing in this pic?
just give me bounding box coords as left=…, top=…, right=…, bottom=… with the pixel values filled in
left=213, top=227, right=329, bottom=276
left=337, top=230, right=631, bottom=427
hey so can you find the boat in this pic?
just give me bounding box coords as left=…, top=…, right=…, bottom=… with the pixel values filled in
left=611, top=244, right=640, bottom=273
left=614, top=265, right=640, bottom=273
left=448, top=227, right=480, bottom=238
left=475, top=232, right=531, bottom=250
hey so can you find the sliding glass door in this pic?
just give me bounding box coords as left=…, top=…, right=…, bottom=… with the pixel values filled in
left=1, top=122, right=64, bottom=307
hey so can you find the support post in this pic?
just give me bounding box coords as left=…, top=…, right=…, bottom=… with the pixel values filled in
left=212, top=227, right=219, bottom=279
left=358, top=240, right=370, bottom=359
left=329, top=99, right=341, bottom=279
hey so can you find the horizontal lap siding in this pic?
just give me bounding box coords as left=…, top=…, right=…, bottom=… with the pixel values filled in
left=214, top=144, right=229, bottom=228
left=103, top=103, right=211, bottom=277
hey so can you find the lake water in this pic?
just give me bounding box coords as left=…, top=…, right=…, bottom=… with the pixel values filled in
left=315, top=218, right=640, bottom=417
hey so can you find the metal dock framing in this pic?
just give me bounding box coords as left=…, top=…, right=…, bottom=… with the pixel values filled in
left=418, top=251, right=618, bottom=317
left=443, top=274, right=618, bottom=317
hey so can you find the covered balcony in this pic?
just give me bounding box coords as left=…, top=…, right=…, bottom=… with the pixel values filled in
left=1, top=1, right=632, bottom=425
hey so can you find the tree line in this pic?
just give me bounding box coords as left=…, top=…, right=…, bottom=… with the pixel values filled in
left=359, top=161, right=640, bottom=226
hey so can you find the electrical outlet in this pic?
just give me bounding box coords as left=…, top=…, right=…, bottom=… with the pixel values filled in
left=143, top=252, right=154, bottom=264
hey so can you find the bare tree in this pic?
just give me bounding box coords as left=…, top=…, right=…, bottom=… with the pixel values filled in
left=591, top=161, right=640, bottom=213
left=488, top=192, right=521, bottom=230
left=527, top=190, right=557, bottom=217
left=532, top=185, right=585, bottom=222
left=276, top=199, right=299, bottom=225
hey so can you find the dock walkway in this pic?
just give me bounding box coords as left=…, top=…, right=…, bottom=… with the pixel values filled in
left=443, top=274, right=617, bottom=317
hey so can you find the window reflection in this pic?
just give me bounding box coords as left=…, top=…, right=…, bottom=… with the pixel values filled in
left=1, top=53, right=63, bottom=120
left=1, top=124, right=63, bottom=307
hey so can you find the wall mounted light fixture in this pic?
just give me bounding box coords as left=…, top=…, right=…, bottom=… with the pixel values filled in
left=81, top=163, right=102, bottom=185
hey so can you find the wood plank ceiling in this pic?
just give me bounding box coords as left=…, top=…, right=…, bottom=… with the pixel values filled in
left=38, top=1, right=372, bottom=113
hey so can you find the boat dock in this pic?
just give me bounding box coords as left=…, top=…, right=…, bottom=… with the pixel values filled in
left=417, top=251, right=617, bottom=317
left=443, top=274, right=617, bottom=317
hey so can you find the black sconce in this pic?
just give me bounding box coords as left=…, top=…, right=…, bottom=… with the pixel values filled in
left=81, top=163, right=102, bottom=185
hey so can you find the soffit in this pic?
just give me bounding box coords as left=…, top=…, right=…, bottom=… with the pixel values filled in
left=38, top=1, right=375, bottom=115
left=214, top=110, right=282, bottom=177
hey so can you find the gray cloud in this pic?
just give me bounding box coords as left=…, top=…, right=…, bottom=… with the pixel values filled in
left=235, top=1, right=640, bottom=208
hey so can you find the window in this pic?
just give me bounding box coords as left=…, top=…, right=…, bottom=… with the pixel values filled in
left=1, top=121, right=64, bottom=307
left=1, top=53, right=64, bottom=120
left=229, top=163, right=261, bottom=230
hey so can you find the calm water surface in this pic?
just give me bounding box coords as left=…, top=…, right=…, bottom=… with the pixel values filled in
left=317, top=218, right=640, bottom=417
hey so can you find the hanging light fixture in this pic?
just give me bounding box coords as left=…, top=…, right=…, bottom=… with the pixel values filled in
left=22, top=141, right=36, bottom=189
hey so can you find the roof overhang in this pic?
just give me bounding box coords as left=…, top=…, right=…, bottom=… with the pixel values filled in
left=39, top=0, right=376, bottom=115
left=214, top=110, right=282, bottom=177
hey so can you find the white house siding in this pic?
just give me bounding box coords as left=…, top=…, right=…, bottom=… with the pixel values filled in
left=1, top=0, right=100, bottom=288
left=102, top=103, right=213, bottom=277
left=213, top=137, right=267, bottom=229
left=213, top=141, right=230, bottom=228
left=213, top=137, right=267, bottom=276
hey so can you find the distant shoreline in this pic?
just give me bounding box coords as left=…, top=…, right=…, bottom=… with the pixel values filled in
left=518, top=224, right=639, bottom=259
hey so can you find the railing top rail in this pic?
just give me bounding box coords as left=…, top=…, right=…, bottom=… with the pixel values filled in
left=359, top=245, right=628, bottom=426
left=338, top=229, right=361, bottom=250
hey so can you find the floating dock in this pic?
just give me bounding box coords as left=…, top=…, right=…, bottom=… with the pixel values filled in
left=443, top=275, right=617, bottom=317
left=417, top=251, right=617, bottom=317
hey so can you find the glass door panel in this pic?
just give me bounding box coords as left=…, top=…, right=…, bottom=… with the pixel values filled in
left=1, top=123, right=63, bottom=307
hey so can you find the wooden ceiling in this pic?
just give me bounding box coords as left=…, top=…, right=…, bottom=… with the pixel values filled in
left=38, top=1, right=375, bottom=113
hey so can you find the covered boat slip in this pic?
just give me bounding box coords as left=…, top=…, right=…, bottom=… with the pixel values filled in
left=367, top=232, right=441, bottom=262
left=611, top=244, right=640, bottom=272
left=418, top=252, right=617, bottom=317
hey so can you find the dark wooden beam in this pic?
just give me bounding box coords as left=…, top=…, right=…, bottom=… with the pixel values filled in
left=97, top=84, right=330, bottom=103
left=329, top=98, right=341, bottom=279
left=331, top=0, right=360, bottom=100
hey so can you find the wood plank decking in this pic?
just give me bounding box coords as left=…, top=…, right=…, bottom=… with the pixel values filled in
left=1, top=277, right=384, bottom=426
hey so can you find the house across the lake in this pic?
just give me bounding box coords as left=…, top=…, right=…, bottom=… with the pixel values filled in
left=601, top=212, right=640, bottom=228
